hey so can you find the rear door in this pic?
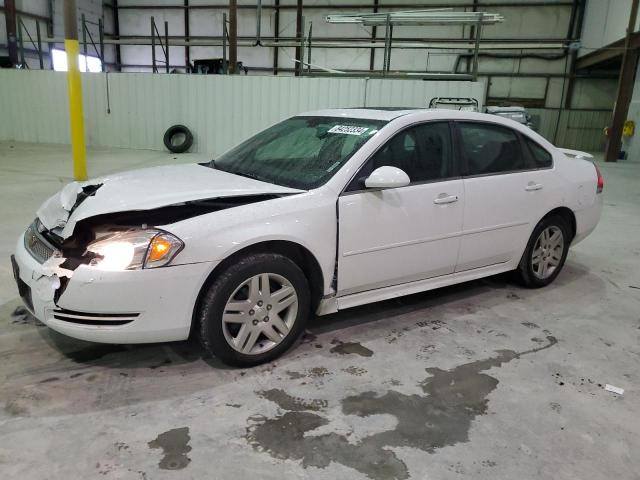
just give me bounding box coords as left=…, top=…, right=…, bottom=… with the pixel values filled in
left=337, top=121, right=464, bottom=295
left=454, top=121, right=553, bottom=271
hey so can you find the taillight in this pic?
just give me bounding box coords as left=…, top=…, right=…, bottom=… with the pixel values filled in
left=594, top=164, right=604, bottom=194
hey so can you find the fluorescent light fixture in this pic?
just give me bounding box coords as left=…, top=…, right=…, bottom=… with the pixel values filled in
left=52, top=48, right=102, bottom=72
left=326, top=9, right=504, bottom=26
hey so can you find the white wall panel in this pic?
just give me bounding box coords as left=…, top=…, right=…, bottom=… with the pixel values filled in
left=0, top=70, right=481, bottom=156
left=570, top=78, right=617, bottom=109
left=486, top=5, right=570, bottom=39
left=489, top=76, right=547, bottom=100
left=365, top=77, right=485, bottom=110
left=529, top=108, right=611, bottom=152
left=53, top=0, right=103, bottom=40
left=0, top=70, right=606, bottom=155
left=579, top=0, right=635, bottom=57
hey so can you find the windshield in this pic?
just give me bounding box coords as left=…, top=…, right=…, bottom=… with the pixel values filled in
left=212, top=116, right=387, bottom=189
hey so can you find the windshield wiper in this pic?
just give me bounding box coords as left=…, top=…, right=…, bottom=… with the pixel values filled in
left=207, top=161, right=274, bottom=185
left=228, top=170, right=267, bottom=183
left=206, top=161, right=263, bottom=182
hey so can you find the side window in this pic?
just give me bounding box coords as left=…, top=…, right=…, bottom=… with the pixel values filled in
left=346, top=122, right=453, bottom=190
left=524, top=137, right=553, bottom=168
left=458, top=122, right=526, bottom=176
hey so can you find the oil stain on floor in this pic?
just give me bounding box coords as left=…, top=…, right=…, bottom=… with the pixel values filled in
left=148, top=427, right=192, bottom=470
left=329, top=340, right=374, bottom=357
left=246, top=336, right=557, bottom=480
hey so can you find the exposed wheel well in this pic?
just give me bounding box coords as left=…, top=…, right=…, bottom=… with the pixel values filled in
left=543, top=207, right=576, bottom=240
left=190, top=241, right=325, bottom=335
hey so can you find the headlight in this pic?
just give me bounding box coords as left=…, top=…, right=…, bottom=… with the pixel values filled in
left=86, top=229, right=183, bottom=271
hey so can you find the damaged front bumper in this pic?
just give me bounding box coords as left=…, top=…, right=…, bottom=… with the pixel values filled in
left=12, top=232, right=217, bottom=344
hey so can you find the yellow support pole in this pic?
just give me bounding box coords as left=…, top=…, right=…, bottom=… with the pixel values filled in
left=65, top=39, right=87, bottom=180
left=63, top=0, right=87, bottom=180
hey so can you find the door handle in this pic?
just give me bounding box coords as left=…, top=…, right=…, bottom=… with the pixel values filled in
left=525, top=182, right=543, bottom=191
left=434, top=194, right=459, bottom=204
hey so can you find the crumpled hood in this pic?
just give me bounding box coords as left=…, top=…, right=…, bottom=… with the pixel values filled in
left=37, top=163, right=304, bottom=238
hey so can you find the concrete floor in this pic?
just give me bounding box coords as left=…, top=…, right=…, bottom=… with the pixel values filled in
left=1, top=141, right=639, bottom=480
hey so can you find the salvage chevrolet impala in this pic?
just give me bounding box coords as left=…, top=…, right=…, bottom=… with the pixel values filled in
left=11, top=109, right=603, bottom=366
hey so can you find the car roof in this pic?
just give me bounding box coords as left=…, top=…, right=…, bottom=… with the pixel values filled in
left=297, top=107, right=510, bottom=123
left=297, top=108, right=420, bottom=121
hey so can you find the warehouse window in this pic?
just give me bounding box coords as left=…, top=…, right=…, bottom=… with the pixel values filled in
left=458, top=122, right=525, bottom=176
left=51, top=49, right=102, bottom=73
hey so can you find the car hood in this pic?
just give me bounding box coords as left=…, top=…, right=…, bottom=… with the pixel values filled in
left=37, top=163, right=305, bottom=239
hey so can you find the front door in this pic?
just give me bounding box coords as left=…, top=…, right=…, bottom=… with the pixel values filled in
left=337, top=121, right=464, bottom=295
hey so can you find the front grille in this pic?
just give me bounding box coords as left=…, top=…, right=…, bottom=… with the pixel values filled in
left=24, top=221, right=56, bottom=263
left=52, top=308, right=139, bottom=326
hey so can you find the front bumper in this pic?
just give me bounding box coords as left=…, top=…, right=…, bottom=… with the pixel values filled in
left=12, top=233, right=217, bottom=344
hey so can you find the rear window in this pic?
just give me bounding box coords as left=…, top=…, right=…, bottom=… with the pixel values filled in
left=458, top=122, right=526, bottom=175
left=525, top=138, right=553, bottom=168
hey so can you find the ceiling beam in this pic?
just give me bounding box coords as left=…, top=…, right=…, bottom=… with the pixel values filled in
left=114, top=1, right=574, bottom=10
left=576, top=37, right=626, bottom=70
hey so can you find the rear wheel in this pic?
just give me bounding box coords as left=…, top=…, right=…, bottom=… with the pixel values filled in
left=517, top=216, right=570, bottom=288
left=197, top=253, right=310, bottom=367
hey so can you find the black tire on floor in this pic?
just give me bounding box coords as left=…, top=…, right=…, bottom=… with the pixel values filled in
left=197, top=253, right=310, bottom=367
left=163, top=125, right=193, bottom=153
left=517, top=215, right=571, bottom=288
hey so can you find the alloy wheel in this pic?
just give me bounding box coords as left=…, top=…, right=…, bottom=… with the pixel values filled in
left=531, top=226, right=564, bottom=280
left=221, top=273, right=298, bottom=355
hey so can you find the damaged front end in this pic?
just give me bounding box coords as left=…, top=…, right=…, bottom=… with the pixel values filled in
left=22, top=219, right=74, bottom=304
left=37, top=181, right=103, bottom=233
left=13, top=213, right=219, bottom=342
left=12, top=164, right=305, bottom=342
left=26, top=181, right=109, bottom=304
left=23, top=217, right=185, bottom=305
left=24, top=178, right=291, bottom=307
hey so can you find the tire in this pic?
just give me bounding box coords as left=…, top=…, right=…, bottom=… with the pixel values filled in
left=163, top=125, right=193, bottom=153
left=197, top=253, right=311, bottom=367
left=517, top=215, right=571, bottom=288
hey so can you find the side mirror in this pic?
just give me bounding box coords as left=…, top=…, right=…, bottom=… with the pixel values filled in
left=364, top=166, right=410, bottom=189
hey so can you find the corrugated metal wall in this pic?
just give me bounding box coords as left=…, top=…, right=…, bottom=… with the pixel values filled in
left=0, top=70, right=485, bottom=156
left=529, top=108, right=611, bottom=152
left=0, top=70, right=609, bottom=154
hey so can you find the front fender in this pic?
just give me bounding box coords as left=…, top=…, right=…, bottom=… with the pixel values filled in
left=165, top=190, right=337, bottom=294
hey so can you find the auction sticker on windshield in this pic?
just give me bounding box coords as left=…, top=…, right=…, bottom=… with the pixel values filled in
left=328, top=125, right=369, bottom=136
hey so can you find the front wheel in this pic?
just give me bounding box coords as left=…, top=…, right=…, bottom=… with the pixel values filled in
left=517, top=216, right=571, bottom=288
left=197, top=253, right=310, bottom=367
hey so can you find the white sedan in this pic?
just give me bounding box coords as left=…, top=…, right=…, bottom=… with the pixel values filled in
left=12, top=108, right=603, bottom=366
